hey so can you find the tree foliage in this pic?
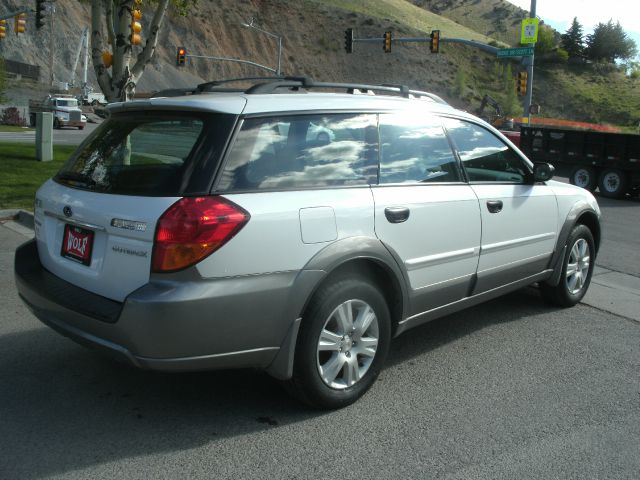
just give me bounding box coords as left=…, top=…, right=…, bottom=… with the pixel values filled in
left=534, top=24, right=557, bottom=55
left=561, top=17, right=584, bottom=58
left=586, top=20, right=637, bottom=63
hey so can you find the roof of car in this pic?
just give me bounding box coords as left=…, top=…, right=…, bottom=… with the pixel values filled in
left=109, top=91, right=460, bottom=117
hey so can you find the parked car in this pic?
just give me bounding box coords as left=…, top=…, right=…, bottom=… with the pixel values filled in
left=15, top=78, right=601, bottom=409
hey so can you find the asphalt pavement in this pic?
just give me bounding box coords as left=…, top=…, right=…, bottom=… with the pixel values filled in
left=0, top=122, right=100, bottom=145
left=1, top=196, right=639, bottom=479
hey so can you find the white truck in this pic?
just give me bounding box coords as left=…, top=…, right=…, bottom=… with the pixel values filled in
left=29, top=95, right=87, bottom=130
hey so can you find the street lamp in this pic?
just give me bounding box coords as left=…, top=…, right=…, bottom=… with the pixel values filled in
left=241, top=18, right=283, bottom=76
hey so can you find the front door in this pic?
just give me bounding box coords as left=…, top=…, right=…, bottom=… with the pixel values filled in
left=372, top=113, right=482, bottom=314
left=443, top=118, right=558, bottom=294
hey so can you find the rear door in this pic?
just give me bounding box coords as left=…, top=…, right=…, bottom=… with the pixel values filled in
left=34, top=111, right=235, bottom=302
left=371, top=112, right=481, bottom=314
left=443, top=117, right=558, bottom=293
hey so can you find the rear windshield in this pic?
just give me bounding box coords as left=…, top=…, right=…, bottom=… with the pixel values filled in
left=55, top=112, right=235, bottom=196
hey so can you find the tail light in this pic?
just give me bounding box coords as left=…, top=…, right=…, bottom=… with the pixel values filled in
left=152, top=196, right=249, bottom=273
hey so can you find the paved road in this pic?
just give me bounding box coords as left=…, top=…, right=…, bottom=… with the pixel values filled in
left=0, top=122, right=100, bottom=145
left=1, top=197, right=639, bottom=479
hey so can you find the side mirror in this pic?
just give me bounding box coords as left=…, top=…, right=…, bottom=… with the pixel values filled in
left=533, top=162, right=554, bottom=182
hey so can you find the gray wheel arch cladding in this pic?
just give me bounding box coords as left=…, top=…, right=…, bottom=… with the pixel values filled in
left=265, top=236, right=410, bottom=380
left=546, top=201, right=601, bottom=287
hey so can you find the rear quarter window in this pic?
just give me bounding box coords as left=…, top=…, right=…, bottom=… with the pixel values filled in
left=217, top=113, right=378, bottom=191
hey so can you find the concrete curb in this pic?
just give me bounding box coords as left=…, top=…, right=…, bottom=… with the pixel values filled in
left=0, top=209, right=34, bottom=229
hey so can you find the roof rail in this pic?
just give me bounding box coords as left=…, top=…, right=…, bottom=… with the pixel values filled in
left=150, top=76, right=448, bottom=105
left=245, top=77, right=449, bottom=105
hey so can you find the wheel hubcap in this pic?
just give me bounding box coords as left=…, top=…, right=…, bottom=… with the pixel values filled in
left=316, top=299, right=379, bottom=390
left=603, top=173, right=620, bottom=192
left=574, top=169, right=590, bottom=188
left=565, top=238, right=590, bottom=295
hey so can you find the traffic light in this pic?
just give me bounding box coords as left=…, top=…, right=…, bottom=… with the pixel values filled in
left=36, top=0, right=48, bottom=29
left=344, top=28, right=353, bottom=54
left=383, top=31, right=392, bottom=53
left=0, top=20, right=6, bottom=40
left=430, top=30, right=440, bottom=53
left=14, top=13, right=27, bottom=35
left=102, top=51, right=113, bottom=68
left=130, top=9, right=142, bottom=45
left=176, top=47, right=186, bottom=66
left=517, top=70, right=528, bottom=96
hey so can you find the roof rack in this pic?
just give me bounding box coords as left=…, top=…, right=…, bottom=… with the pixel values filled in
left=150, top=76, right=448, bottom=105
left=245, top=77, right=448, bottom=104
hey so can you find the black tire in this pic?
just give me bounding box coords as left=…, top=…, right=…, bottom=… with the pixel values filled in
left=569, top=166, right=597, bottom=192
left=598, top=168, right=628, bottom=198
left=286, top=276, right=391, bottom=409
left=53, top=118, right=61, bottom=129
left=540, top=224, right=595, bottom=307
left=78, top=126, right=84, bottom=130
left=91, top=100, right=99, bottom=106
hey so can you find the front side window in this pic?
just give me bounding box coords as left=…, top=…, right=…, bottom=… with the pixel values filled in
left=443, top=118, right=530, bottom=183
left=217, top=113, right=378, bottom=191
left=379, top=113, right=460, bottom=183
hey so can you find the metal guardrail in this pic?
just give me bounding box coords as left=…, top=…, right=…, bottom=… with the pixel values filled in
left=4, top=60, right=40, bottom=80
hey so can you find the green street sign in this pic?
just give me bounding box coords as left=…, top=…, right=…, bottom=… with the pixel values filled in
left=497, top=47, right=534, bottom=58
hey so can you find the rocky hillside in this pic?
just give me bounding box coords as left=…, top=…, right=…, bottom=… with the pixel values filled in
left=0, top=0, right=638, bottom=127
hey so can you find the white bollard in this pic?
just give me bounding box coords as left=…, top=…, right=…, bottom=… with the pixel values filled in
left=35, top=112, right=53, bottom=162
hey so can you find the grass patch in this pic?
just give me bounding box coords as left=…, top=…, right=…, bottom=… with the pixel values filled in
left=0, top=125, right=34, bottom=132
left=0, top=143, right=76, bottom=210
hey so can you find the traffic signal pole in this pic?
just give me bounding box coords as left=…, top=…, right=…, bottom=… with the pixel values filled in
left=348, top=33, right=500, bottom=55
left=524, top=0, right=536, bottom=122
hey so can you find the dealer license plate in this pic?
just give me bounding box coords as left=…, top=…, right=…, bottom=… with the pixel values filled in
left=61, top=224, right=94, bottom=266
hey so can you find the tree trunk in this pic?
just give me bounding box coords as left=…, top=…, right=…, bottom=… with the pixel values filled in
left=91, top=0, right=171, bottom=103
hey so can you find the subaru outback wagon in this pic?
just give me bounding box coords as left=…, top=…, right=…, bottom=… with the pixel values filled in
left=15, top=77, right=601, bottom=409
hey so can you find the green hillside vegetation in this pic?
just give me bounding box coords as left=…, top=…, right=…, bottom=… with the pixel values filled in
left=534, top=65, right=640, bottom=126
left=326, top=0, right=640, bottom=127
left=323, top=0, right=499, bottom=43
left=414, top=0, right=527, bottom=45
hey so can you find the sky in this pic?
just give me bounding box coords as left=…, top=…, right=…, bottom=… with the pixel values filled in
left=506, top=0, right=640, bottom=58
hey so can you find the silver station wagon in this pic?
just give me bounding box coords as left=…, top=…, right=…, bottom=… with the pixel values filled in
left=15, top=78, right=601, bottom=408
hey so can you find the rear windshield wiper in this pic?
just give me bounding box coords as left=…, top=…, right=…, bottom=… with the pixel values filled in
left=55, top=171, right=97, bottom=188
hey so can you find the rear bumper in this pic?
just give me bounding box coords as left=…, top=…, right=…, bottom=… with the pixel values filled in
left=15, top=239, right=300, bottom=372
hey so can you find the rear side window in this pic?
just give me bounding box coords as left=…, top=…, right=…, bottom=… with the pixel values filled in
left=217, top=113, right=378, bottom=191
left=379, top=113, right=460, bottom=183
left=55, top=112, right=234, bottom=196
left=443, top=118, right=530, bottom=183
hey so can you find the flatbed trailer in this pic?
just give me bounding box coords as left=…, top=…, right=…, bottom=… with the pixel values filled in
left=520, top=126, right=640, bottom=198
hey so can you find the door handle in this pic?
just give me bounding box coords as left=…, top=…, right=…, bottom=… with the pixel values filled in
left=384, top=206, right=410, bottom=223
left=486, top=200, right=503, bottom=213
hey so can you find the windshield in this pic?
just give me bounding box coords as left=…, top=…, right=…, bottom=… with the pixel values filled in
left=56, top=99, right=78, bottom=108
left=55, top=111, right=236, bottom=196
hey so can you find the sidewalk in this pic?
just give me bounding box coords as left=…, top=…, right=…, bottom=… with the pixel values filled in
left=1, top=209, right=639, bottom=323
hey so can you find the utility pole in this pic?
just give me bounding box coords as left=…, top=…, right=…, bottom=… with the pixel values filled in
left=524, top=0, right=536, bottom=123
left=48, top=2, right=55, bottom=87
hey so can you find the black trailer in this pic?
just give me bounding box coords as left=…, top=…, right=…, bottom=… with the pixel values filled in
left=520, top=126, right=640, bottom=198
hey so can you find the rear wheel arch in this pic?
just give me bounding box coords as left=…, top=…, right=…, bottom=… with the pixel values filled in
left=304, top=258, right=405, bottom=336
left=265, top=240, right=408, bottom=381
